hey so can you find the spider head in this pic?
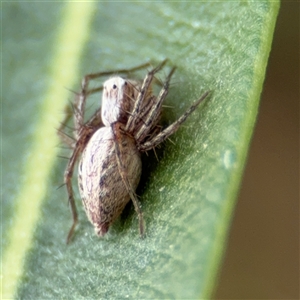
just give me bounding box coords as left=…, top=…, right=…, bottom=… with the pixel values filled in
left=101, top=77, right=138, bottom=127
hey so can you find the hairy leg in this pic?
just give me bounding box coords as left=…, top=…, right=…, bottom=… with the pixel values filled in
left=135, top=66, right=176, bottom=143
left=125, top=59, right=168, bottom=133
left=139, top=91, right=210, bottom=152
left=64, top=146, right=82, bottom=243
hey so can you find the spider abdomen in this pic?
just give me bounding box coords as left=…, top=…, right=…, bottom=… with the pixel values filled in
left=78, top=126, right=142, bottom=236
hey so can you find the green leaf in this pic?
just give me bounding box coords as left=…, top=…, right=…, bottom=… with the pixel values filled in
left=2, top=2, right=279, bottom=299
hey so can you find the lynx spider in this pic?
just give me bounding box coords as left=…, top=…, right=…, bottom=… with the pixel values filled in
left=59, top=59, right=209, bottom=243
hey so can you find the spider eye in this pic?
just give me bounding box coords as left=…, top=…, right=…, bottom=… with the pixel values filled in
left=113, top=84, right=117, bottom=89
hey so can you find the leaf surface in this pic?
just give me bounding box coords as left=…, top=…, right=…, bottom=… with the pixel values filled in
left=1, top=2, right=279, bottom=299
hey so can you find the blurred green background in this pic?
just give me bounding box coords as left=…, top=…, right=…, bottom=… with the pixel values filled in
left=214, top=2, right=299, bottom=299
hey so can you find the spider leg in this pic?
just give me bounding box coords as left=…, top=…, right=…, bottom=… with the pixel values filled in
left=57, top=128, right=76, bottom=149
left=64, top=145, right=82, bottom=243
left=125, top=59, right=168, bottom=133
left=75, top=61, right=155, bottom=132
left=57, top=101, right=77, bottom=147
left=83, top=61, right=154, bottom=81
left=139, top=91, right=210, bottom=152
left=112, top=123, right=145, bottom=237
left=59, top=102, right=73, bottom=128
left=64, top=119, right=103, bottom=243
left=135, top=66, right=176, bottom=143
left=76, top=76, right=97, bottom=131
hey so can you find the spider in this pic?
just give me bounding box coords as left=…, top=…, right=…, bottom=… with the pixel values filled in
left=59, top=59, right=209, bottom=243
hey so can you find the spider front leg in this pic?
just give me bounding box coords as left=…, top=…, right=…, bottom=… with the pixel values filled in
left=139, top=91, right=210, bottom=152
left=125, top=59, right=168, bottom=133
left=135, top=66, right=177, bottom=143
